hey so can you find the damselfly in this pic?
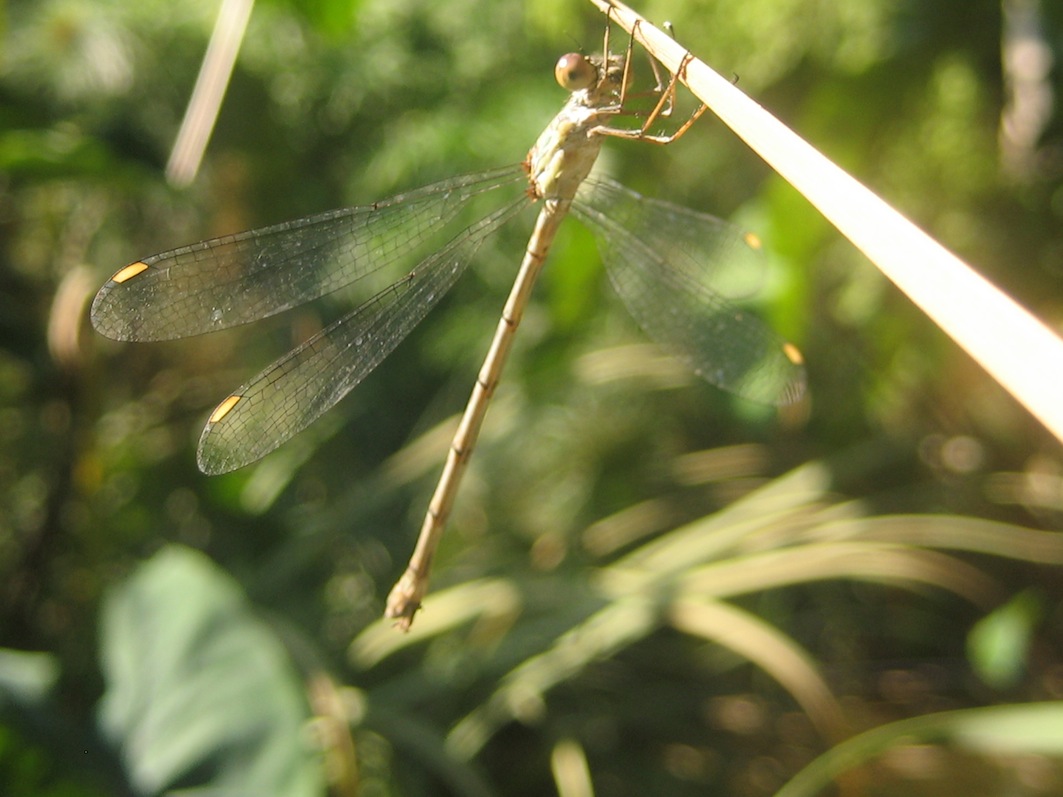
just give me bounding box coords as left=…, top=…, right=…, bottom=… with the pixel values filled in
left=92, top=22, right=805, bottom=628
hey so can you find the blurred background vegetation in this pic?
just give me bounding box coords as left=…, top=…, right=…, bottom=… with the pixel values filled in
left=2, top=0, right=1063, bottom=794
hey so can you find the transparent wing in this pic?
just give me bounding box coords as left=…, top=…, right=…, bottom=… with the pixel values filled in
left=197, top=196, right=528, bottom=474
left=573, top=175, right=805, bottom=405
left=91, top=166, right=527, bottom=342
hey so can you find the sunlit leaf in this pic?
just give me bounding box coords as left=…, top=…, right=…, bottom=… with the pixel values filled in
left=776, top=703, right=1063, bottom=797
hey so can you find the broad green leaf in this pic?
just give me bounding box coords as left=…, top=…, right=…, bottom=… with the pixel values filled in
left=97, top=545, right=323, bottom=797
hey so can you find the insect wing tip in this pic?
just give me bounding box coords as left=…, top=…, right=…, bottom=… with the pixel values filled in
left=196, top=438, right=237, bottom=476
left=90, top=262, right=155, bottom=341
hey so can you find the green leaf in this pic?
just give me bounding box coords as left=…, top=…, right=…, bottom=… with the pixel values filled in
left=951, top=702, right=1063, bottom=756
left=775, top=703, right=1063, bottom=797
left=97, top=545, right=323, bottom=797
left=967, top=590, right=1040, bottom=690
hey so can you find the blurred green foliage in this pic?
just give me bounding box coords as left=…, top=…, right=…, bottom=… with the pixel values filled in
left=1, top=0, right=1063, bottom=794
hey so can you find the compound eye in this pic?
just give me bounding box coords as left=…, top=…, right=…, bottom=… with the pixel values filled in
left=554, top=53, right=596, bottom=91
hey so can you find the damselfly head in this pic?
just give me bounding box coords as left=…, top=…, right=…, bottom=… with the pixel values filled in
left=554, top=53, right=597, bottom=92
left=554, top=51, right=628, bottom=101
